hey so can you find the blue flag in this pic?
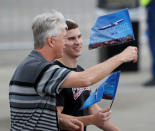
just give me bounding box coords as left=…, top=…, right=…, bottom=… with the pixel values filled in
left=89, top=9, right=135, bottom=49
left=81, top=71, right=120, bottom=110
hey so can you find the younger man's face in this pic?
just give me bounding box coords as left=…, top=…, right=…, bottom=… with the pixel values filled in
left=63, top=27, right=83, bottom=58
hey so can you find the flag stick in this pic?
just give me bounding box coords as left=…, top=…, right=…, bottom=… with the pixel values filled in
left=110, top=99, right=114, bottom=109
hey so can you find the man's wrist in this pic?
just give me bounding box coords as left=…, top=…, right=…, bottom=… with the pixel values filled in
left=115, top=53, right=125, bottom=64
left=88, top=114, right=96, bottom=125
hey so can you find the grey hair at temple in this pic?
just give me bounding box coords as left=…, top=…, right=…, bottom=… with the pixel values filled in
left=32, top=10, right=67, bottom=49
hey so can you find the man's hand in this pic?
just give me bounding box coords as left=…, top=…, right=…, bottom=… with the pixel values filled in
left=119, top=46, right=138, bottom=63
left=59, top=118, right=84, bottom=131
left=93, top=108, right=111, bottom=129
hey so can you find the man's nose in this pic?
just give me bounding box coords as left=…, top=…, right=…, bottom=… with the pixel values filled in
left=75, top=38, right=80, bottom=44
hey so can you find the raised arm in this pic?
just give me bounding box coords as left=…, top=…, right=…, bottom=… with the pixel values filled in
left=61, top=46, right=138, bottom=88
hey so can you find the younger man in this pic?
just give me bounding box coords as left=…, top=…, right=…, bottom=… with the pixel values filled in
left=55, top=19, right=120, bottom=131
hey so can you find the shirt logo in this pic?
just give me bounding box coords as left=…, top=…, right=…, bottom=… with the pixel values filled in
left=72, top=87, right=90, bottom=100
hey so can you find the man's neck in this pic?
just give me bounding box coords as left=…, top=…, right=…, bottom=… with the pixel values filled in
left=58, top=55, right=78, bottom=68
left=35, top=48, right=56, bottom=62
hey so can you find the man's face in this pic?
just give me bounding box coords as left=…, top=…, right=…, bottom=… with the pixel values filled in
left=54, top=28, right=66, bottom=58
left=63, top=27, right=83, bottom=58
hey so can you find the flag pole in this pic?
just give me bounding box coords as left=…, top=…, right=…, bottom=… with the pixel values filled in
left=110, top=99, right=114, bottom=109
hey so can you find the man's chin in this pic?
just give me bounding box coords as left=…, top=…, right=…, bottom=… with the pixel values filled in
left=57, top=53, right=63, bottom=59
left=74, top=53, right=81, bottom=58
left=73, top=50, right=82, bottom=56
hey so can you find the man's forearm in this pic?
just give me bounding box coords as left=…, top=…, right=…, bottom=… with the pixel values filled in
left=82, top=54, right=122, bottom=85
left=62, top=53, right=123, bottom=88
left=61, top=46, right=137, bottom=88
left=100, top=121, right=120, bottom=131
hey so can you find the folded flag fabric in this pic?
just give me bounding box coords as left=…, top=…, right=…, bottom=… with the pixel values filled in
left=81, top=71, right=120, bottom=110
left=89, top=9, right=135, bottom=49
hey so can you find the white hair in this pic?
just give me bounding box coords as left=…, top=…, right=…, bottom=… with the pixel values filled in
left=32, top=10, right=67, bottom=49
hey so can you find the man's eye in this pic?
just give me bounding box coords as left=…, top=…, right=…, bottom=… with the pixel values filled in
left=68, top=37, right=75, bottom=40
left=78, top=35, right=82, bottom=38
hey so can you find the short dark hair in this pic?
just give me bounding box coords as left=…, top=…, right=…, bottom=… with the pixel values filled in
left=66, top=19, right=78, bottom=30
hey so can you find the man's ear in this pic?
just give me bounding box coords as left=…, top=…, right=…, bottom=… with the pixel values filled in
left=47, top=36, right=55, bottom=48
